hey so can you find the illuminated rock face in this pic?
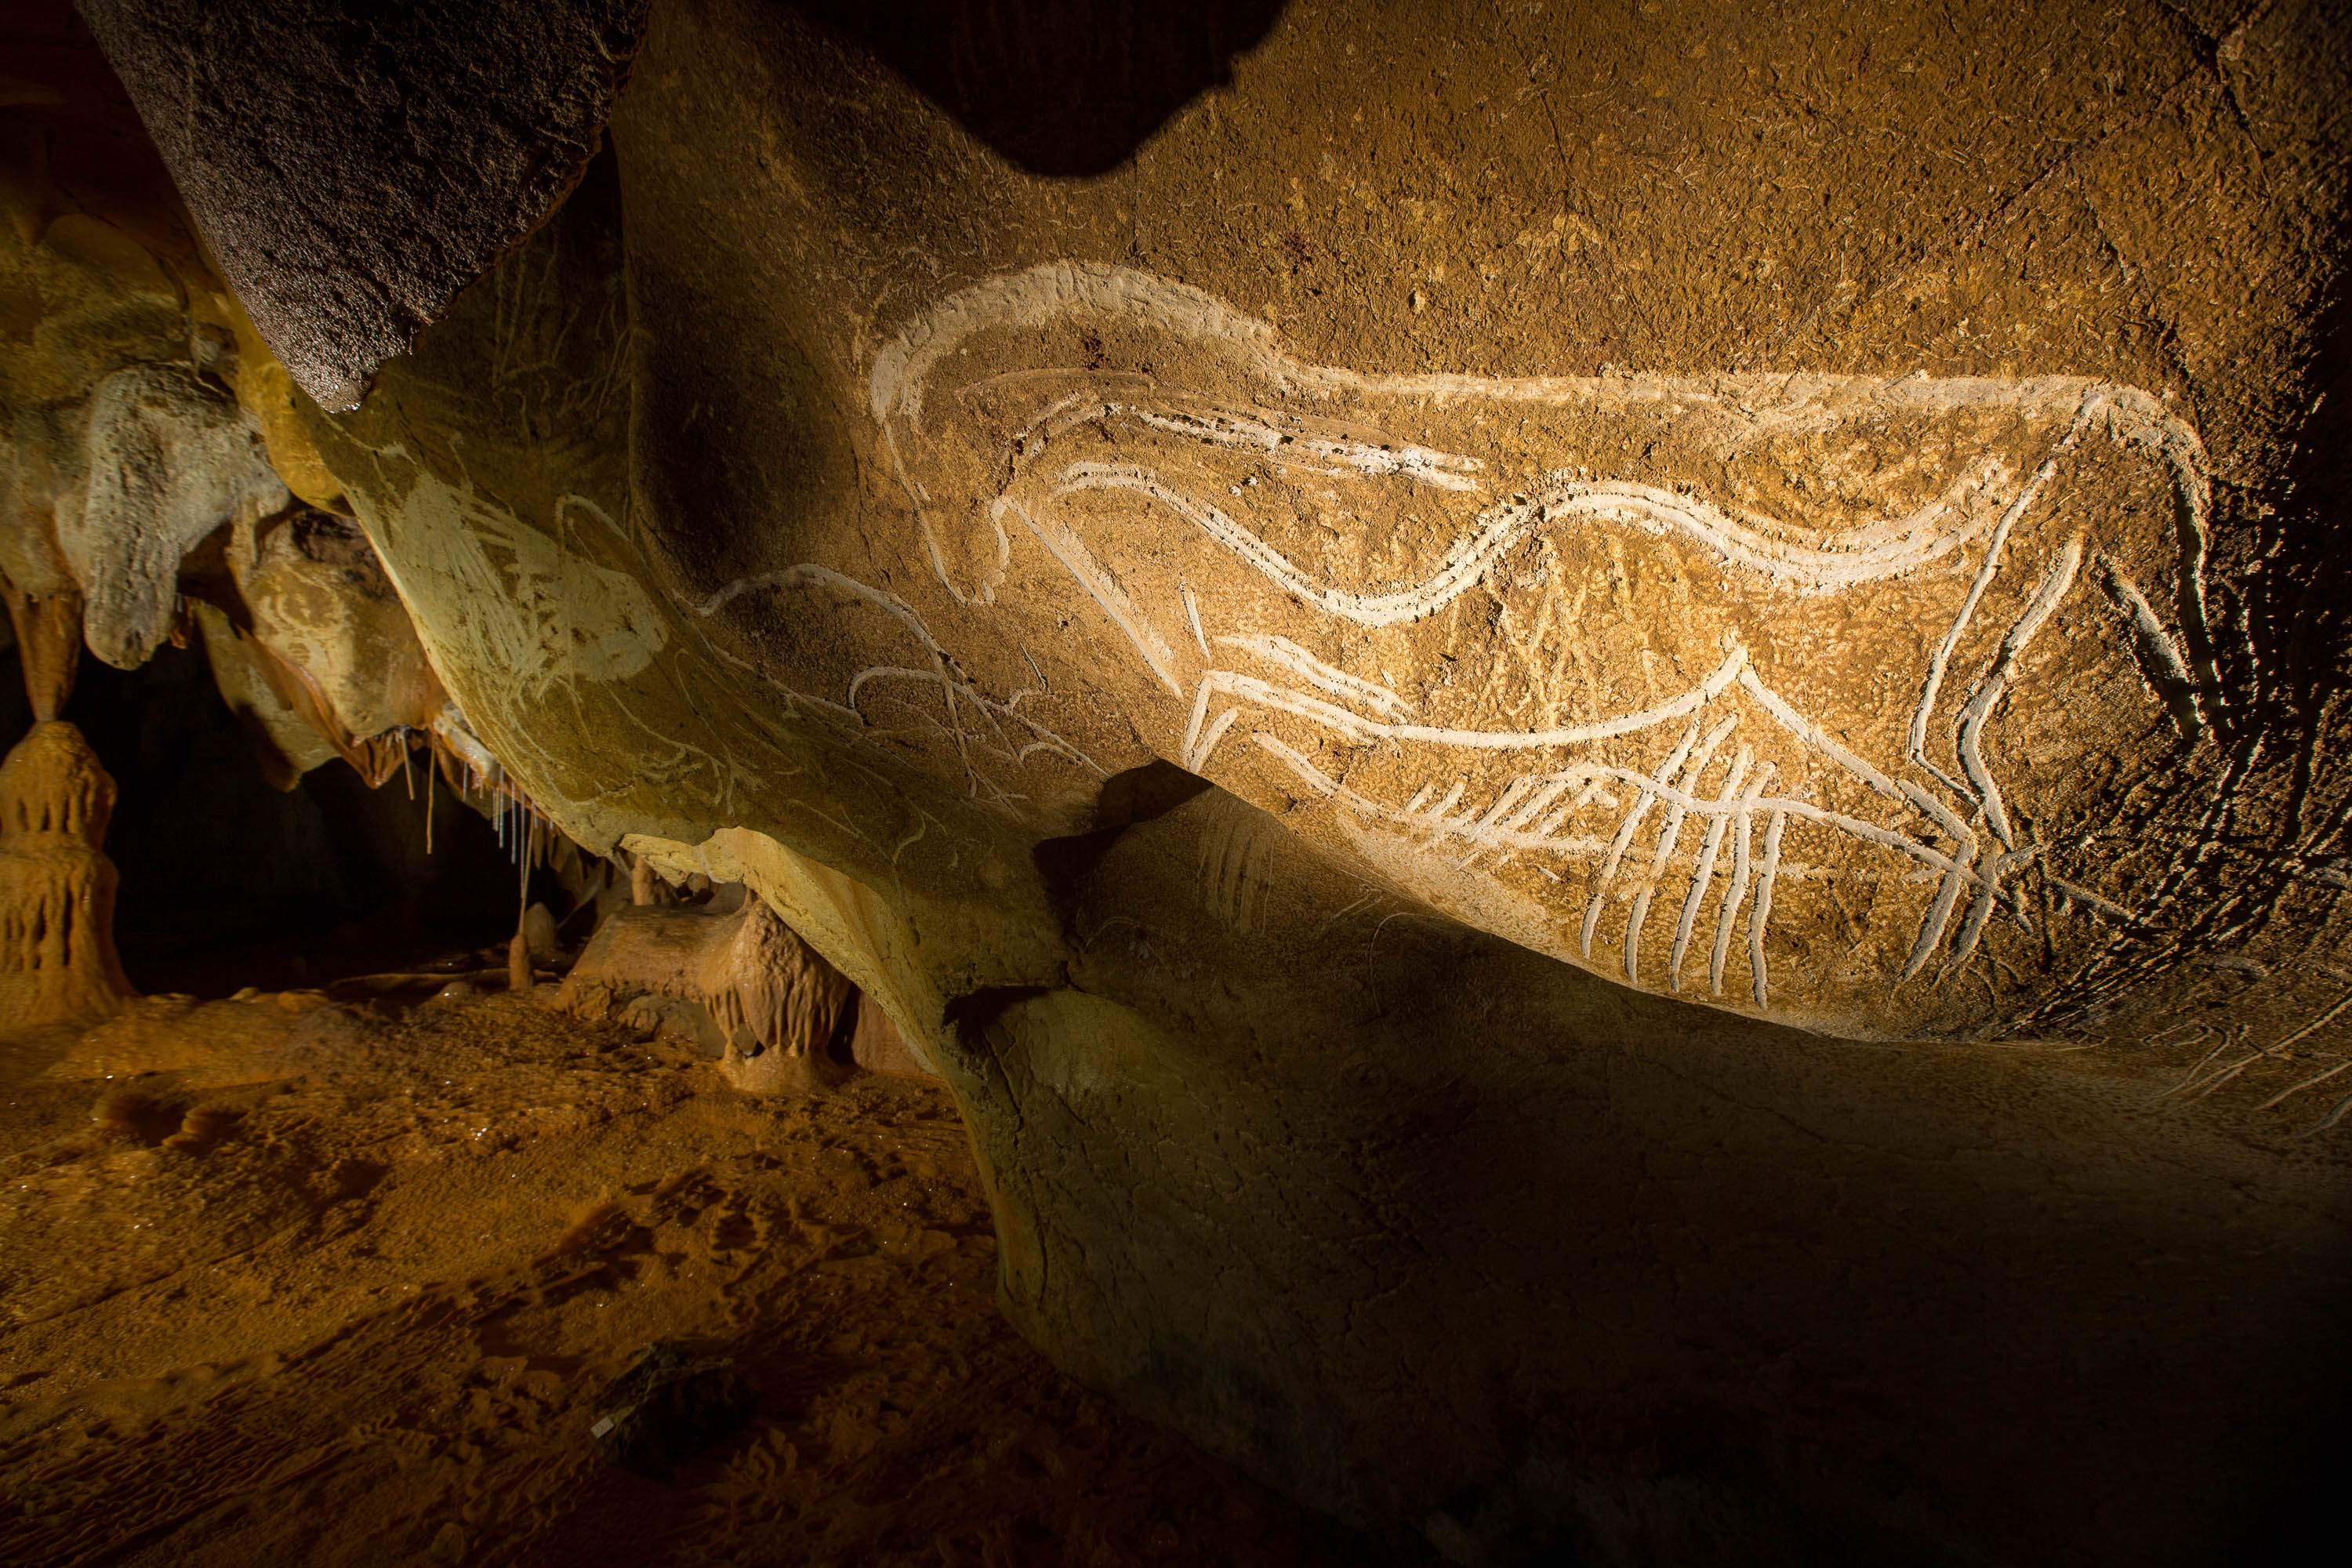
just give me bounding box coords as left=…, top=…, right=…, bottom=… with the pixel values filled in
left=37, top=0, right=2352, bottom=1558
left=0, top=721, right=132, bottom=1029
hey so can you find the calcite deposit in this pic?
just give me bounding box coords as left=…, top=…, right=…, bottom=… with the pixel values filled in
left=8, top=0, right=2352, bottom=1560
left=0, top=720, right=131, bottom=1029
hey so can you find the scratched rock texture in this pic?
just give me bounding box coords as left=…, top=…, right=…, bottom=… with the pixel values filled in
left=73, top=0, right=651, bottom=411
left=595, top=0, right=2352, bottom=1044
left=53, top=0, right=2352, bottom=1562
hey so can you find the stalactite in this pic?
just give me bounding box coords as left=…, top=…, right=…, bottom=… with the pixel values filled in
left=0, top=580, right=86, bottom=722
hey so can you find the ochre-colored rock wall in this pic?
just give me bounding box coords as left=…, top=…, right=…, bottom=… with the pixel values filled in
left=22, top=1, right=2352, bottom=1559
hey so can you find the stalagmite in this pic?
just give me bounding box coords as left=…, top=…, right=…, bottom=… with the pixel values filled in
left=555, top=894, right=856, bottom=1092
left=0, top=721, right=134, bottom=1030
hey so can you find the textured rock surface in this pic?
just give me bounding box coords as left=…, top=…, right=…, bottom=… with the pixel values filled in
left=0, top=720, right=132, bottom=1029
left=67, top=360, right=287, bottom=667
left=223, top=507, right=444, bottom=782
left=557, top=898, right=858, bottom=1090
left=74, top=0, right=651, bottom=410
left=589, top=0, right=2352, bottom=1041
left=40, top=0, right=2352, bottom=1559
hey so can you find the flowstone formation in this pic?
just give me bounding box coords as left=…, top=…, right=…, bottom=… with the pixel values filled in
left=557, top=894, right=862, bottom=1091
left=0, top=720, right=131, bottom=1029
left=24, top=0, right=2352, bottom=1561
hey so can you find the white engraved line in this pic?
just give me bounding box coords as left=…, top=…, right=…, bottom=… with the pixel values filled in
left=2097, top=555, right=2205, bottom=739
left=1196, top=650, right=2079, bottom=978
left=1218, top=633, right=1417, bottom=717
left=840, top=667, right=1098, bottom=773
left=1055, top=462, right=2016, bottom=633
left=1189, top=652, right=2045, bottom=936
left=1732, top=668, right=1900, bottom=805
left=877, top=420, right=1009, bottom=607
left=1044, top=394, right=2033, bottom=563
left=1181, top=648, right=1751, bottom=772
left=995, top=496, right=1183, bottom=695
left=696, top=562, right=981, bottom=784
left=1501, top=775, right=1575, bottom=833
left=1265, top=733, right=2048, bottom=975
left=1748, top=811, right=1788, bottom=1007
left=864, top=263, right=2199, bottom=968
left=1909, top=401, right=2092, bottom=797
left=873, top=263, right=2218, bottom=711
left=1180, top=582, right=1210, bottom=659
left=1249, top=735, right=1618, bottom=855
left=1711, top=763, right=1777, bottom=996
left=2049, top=877, right=2135, bottom=924
left=1957, top=533, right=2085, bottom=851
left=1123, top=405, right=1483, bottom=492
left=694, top=563, right=1102, bottom=786
left=1944, top=844, right=2044, bottom=976
left=1671, top=754, right=1748, bottom=991
left=1581, top=722, right=1702, bottom=959
left=1625, top=722, right=1740, bottom=985
left=874, top=263, right=2206, bottom=456
left=1901, top=833, right=1977, bottom=983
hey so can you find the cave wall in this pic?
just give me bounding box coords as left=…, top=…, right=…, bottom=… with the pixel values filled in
left=15, top=1, right=2352, bottom=1561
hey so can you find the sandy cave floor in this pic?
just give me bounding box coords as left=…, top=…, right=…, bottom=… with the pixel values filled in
left=0, top=980, right=1370, bottom=1566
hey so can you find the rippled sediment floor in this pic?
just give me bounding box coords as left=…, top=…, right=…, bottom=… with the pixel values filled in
left=0, top=988, right=1361, bottom=1566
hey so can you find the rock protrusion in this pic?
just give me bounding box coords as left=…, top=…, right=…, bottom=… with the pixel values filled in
left=0, top=721, right=135, bottom=1029
left=555, top=896, right=857, bottom=1091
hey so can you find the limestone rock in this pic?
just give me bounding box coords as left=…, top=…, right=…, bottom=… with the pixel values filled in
left=224, top=507, right=445, bottom=785
left=64, top=360, right=287, bottom=668
left=555, top=898, right=856, bottom=1091
left=74, top=0, right=652, bottom=410
left=0, top=720, right=132, bottom=1029
left=41, top=0, right=2352, bottom=1557
left=0, top=577, right=85, bottom=721
left=190, top=598, right=339, bottom=789
left=848, top=994, right=931, bottom=1078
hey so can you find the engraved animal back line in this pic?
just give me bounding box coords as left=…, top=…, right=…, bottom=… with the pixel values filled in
left=849, top=263, right=2216, bottom=1005
left=871, top=263, right=2213, bottom=658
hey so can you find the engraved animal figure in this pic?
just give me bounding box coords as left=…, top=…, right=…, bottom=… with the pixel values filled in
left=855, top=263, right=2212, bottom=1017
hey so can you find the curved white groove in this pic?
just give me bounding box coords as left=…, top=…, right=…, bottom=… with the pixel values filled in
left=1670, top=761, right=1746, bottom=993
left=1220, top=633, right=1416, bottom=718
left=1056, top=459, right=2017, bottom=635
left=1710, top=764, right=1776, bottom=996
left=857, top=261, right=2209, bottom=999
left=1183, top=651, right=1748, bottom=766
left=1957, top=534, right=2085, bottom=851
left=1626, top=724, right=1740, bottom=985
left=1909, top=403, right=2090, bottom=794
left=2098, top=555, right=2204, bottom=739
left=997, top=496, right=1182, bottom=695
left=1748, top=811, right=1788, bottom=1007
left=1582, top=722, right=1702, bottom=960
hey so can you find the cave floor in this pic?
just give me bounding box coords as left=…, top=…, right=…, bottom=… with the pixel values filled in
left=0, top=985, right=1361, bottom=1566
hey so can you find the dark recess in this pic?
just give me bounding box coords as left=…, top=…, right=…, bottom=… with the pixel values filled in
left=790, top=0, right=1288, bottom=176
left=2, top=640, right=550, bottom=996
